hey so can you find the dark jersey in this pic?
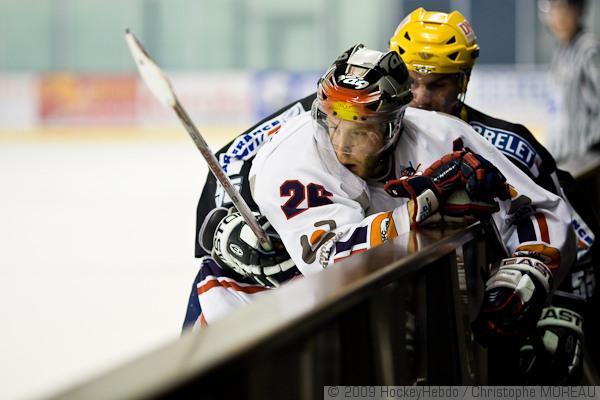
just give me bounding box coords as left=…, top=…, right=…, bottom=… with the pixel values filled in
left=460, top=103, right=596, bottom=303
left=461, top=104, right=558, bottom=194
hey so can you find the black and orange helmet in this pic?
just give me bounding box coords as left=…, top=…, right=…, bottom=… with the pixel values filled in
left=313, top=44, right=413, bottom=153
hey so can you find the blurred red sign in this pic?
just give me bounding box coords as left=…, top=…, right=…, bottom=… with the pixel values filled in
left=39, top=74, right=136, bottom=125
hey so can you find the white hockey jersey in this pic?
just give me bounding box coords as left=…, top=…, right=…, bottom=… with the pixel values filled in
left=250, top=108, right=576, bottom=285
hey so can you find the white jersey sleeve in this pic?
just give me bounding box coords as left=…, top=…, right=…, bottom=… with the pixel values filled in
left=250, top=112, right=412, bottom=275
left=251, top=109, right=576, bottom=287
left=401, top=109, right=576, bottom=286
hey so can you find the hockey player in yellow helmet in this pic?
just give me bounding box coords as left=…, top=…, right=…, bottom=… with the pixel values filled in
left=389, top=8, right=479, bottom=114
left=390, top=8, right=595, bottom=385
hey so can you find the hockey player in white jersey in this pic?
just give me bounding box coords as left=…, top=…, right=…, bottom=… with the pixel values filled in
left=189, top=44, right=575, bottom=350
left=245, top=45, right=575, bottom=342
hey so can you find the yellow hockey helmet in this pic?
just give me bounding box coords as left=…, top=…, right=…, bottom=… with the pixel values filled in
left=389, top=8, right=480, bottom=78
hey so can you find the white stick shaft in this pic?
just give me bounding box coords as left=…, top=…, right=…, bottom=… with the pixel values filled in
left=124, top=29, right=273, bottom=251
left=172, top=102, right=273, bottom=250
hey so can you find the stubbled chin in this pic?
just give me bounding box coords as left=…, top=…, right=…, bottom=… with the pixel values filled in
left=349, top=166, right=369, bottom=179
left=344, top=164, right=359, bottom=175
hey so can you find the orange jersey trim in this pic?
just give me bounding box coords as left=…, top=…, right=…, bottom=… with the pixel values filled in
left=197, top=279, right=269, bottom=295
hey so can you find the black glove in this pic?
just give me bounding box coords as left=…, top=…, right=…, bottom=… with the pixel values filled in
left=199, top=208, right=300, bottom=287
left=519, top=303, right=584, bottom=384
left=472, top=256, right=553, bottom=344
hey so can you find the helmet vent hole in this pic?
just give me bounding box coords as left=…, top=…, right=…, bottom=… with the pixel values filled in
left=333, top=111, right=337, bottom=116
left=404, top=32, right=411, bottom=41
left=352, top=116, right=358, bottom=120
left=446, top=36, right=456, bottom=44
left=447, top=51, right=459, bottom=61
left=398, top=46, right=405, bottom=55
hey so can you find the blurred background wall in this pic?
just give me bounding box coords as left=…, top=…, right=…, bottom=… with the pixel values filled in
left=1, top=1, right=599, bottom=399
left=1, top=0, right=599, bottom=137
left=2, top=0, right=599, bottom=71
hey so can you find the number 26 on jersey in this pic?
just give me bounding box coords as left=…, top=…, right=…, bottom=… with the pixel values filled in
left=280, top=180, right=333, bottom=219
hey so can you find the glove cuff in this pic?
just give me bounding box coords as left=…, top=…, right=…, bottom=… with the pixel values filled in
left=537, top=306, right=584, bottom=338
left=212, top=213, right=250, bottom=276
left=384, top=175, right=437, bottom=197
left=412, top=188, right=440, bottom=224
left=495, top=256, right=553, bottom=295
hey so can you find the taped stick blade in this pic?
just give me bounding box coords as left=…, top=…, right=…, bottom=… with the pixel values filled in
left=125, top=29, right=177, bottom=108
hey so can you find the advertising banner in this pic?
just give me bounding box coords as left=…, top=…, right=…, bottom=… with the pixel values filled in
left=39, top=74, right=136, bottom=125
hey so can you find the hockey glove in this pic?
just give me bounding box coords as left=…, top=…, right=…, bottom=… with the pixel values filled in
left=384, top=150, right=509, bottom=227
left=384, top=175, right=441, bottom=227
left=439, top=189, right=501, bottom=223
left=472, top=256, right=553, bottom=344
left=519, top=304, right=584, bottom=384
left=200, top=208, right=300, bottom=287
left=425, top=149, right=511, bottom=202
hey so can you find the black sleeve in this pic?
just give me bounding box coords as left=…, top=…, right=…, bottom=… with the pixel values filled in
left=194, top=93, right=317, bottom=257
left=464, top=104, right=559, bottom=194
left=556, top=168, right=600, bottom=260
left=509, top=122, right=558, bottom=194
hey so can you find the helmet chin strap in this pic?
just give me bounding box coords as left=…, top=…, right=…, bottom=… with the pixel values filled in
left=369, top=122, right=406, bottom=180
left=376, top=108, right=406, bottom=155
left=459, top=73, right=470, bottom=100
left=453, top=72, right=471, bottom=116
left=369, top=152, right=394, bottom=181
left=452, top=97, right=464, bottom=117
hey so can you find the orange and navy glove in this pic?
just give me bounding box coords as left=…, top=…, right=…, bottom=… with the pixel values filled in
left=425, top=149, right=511, bottom=202
left=385, top=150, right=510, bottom=227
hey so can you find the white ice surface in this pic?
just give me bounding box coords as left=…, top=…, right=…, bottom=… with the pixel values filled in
left=0, top=139, right=213, bottom=399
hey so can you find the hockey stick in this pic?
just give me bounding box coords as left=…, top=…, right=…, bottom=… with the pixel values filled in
left=124, top=29, right=273, bottom=251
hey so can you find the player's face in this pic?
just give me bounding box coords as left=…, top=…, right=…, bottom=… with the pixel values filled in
left=546, top=3, right=581, bottom=44
left=409, top=71, right=462, bottom=115
left=326, top=117, right=385, bottom=179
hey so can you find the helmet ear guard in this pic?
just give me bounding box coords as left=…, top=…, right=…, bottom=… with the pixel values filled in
left=458, top=72, right=470, bottom=99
